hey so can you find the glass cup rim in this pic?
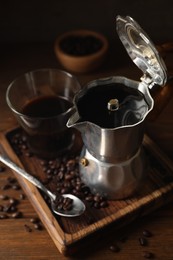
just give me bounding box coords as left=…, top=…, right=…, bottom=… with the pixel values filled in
left=6, top=68, right=80, bottom=120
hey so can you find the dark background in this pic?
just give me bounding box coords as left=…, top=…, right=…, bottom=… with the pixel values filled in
left=1, top=0, right=173, bottom=46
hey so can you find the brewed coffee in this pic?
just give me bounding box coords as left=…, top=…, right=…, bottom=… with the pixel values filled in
left=20, top=95, right=73, bottom=158
left=76, top=83, right=149, bottom=128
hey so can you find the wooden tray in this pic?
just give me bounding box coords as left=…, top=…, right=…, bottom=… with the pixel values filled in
left=1, top=127, right=173, bottom=256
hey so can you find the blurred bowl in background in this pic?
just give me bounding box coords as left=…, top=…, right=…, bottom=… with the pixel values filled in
left=54, top=30, right=109, bottom=73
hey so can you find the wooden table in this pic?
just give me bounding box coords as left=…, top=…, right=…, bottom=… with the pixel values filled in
left=1, top=43, right=173, bottom=260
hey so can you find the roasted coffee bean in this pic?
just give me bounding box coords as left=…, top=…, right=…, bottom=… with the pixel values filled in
left=40, top=160, right=47, bottom=166
left=11, top=211, right=23, bottom=218
left=24, top=224, right=32, bottom=232
left=47, top=174, right=52, bottom=181
left=63, top=181, right=71, bottom=189
left=25, top=151, right=33, bottom=157
left=109, top=244, right=120, bottom=252
left=0, top=194, right=9, bottom=200
left=0, top=213, right=8, bottom=219
left=85, top=194, right=93, bottom=202
left=60, top=187, right=69, bottom=194
left=3, top=204, right=17, bottom=213
left=7, top=177, right=17, bottom=184
left=9, top=198, right=18, bottom=206
left=1, top=183, right=11, bottom=190
left=19, top=193, right=25, bottom=200
left=0, top=166, right=5, bottom=172
left=142, top=229, right=152, bottom=238
left=0, top=205, right=3, bottom=211
left=30, top=217, right=40, bottom=223
left=93, top=194, right=103, bottom=202
left=63, top=203, right=72, bottom=211
left=65, top=173, right=73, bottom=181
left=100, top=201, right=108, bottom=207
left=54, top=195, right=73, bottom=212
left=142, top=251, right=154, bottom=259
left=57, top=171, right=64, bottom=180
left=139, top=237, right=147, bottom=246
left=93, top=202, right=100, bottom=209
left=34, top=223, right=42, bottom=230
left=53, top=169, right=58, bottom=175
left=43, top=166, right=48, bottom=172
left=12, top=184, right=21, bottom=190
left=46, top=168, right=52, bottom=175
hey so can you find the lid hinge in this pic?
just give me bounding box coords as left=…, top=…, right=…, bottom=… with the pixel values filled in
left=140, top=74, right=155, bottom=89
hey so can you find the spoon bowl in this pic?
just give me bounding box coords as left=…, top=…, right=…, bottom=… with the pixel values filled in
left=52, top=194, right=86, bottom=217
left=0, top=154, right=86, bottom=217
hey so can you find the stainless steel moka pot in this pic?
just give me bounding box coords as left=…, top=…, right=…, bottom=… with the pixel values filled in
left=67, top=15, right=167, bottom=199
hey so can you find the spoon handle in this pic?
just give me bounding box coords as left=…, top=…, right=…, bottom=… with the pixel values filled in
left=0, top=154, right=56, bottom=200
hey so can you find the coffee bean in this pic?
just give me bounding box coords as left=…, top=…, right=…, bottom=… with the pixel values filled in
left=3, top=204, right=17, bottom=213
left=139, top=237, right=147, bottom=246
left=54, top=195, right=73, bottom=212
left=93, top=202, right=100, bottom=209
left=64, top=173, right=73, bottom=181
left=142, top=229, right=152, bottom=238
left=24, top=224, right=32, bottom=232
left=7, top=177, right=17, bottom=184
left=11, top=211, right=23, bottom=218
left=0, top=213, right=8, bottom=219
left=0, top=194, right=9, bottom=200
left=19, top=193, right=25, bottom=200
left=109, top=244, right=120, bottom=252
left=57, top=171, right=64, bottom=181
left=142, top=251, right=154, bottom=259
left=12, top=184, right=21, bottom=190
left=9, top=198, right=18, bottom=206
left=0, top=205, right=3, bottom=211
left=1, top=183, right=11, bottom=190
left=30, top=217, right=39, bottom=224
left=40, top=160, right=47, bottom=166
left=60, top=187, right=69, bottom=194
left=25, top=152, right=33, bottom=157
left=100, top=201, right=108, bottom=207
left=85, top=194, right=93, bottom=202
left=0, top=166, right=5, bottom=172
left=34, top=223, right=42, bottom=230
left=93, top=194, right=103, bottom=202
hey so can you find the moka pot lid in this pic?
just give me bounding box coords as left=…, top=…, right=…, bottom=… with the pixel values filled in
left=116, top=15, right=167, bottom=88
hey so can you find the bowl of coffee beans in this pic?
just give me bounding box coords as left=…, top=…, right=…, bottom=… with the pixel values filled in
left=54, top=30, right=109, bottom=73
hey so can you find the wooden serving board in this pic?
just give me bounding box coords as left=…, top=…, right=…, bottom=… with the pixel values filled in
left=1, top=127, right=173, bottom=256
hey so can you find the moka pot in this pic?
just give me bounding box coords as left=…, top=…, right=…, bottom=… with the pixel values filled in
left=67, top=16, right=167, bottom=199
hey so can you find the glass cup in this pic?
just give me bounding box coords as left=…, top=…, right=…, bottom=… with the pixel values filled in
left=6, top=69, right=81, bottom=159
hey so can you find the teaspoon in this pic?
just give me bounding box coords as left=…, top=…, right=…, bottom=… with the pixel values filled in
left=0, top=154, right=86, bottom=217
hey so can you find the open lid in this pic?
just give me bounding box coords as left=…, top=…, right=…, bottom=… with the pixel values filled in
left=116, top=15, right=167, bottom=88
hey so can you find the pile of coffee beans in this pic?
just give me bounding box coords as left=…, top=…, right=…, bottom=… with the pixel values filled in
left=60, top=35, right=103, bottom=56
left=53, top=195, right=73, bottom=212
left=9, top=131, right=109, bottom=212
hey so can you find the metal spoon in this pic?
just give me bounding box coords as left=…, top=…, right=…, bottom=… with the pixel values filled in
left=0, top=154, right=86, bottom=217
